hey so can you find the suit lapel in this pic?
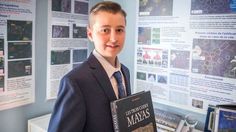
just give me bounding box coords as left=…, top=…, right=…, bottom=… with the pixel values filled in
left=87, top=54, right=117, bottom=101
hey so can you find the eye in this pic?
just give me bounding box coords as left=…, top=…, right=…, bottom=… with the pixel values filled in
left=100, top=28, right=110, bottom=33
left=116, top=28, right=124, bottom=33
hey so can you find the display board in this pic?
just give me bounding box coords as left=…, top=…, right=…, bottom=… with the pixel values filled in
left=47, top=0, right=89, bottom=99
left=134, top=0, right=236, bottom=116
left=0, top=0, right=36, bottom=111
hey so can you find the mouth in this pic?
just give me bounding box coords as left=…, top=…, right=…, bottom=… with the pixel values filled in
left=106, top=44, right=119, bottom=48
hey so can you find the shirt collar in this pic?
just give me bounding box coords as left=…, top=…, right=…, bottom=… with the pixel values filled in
left=93, top=50, right=121, bottom=79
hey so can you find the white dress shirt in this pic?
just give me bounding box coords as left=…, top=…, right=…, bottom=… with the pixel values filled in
left=93, top=50, right=126, bottom=99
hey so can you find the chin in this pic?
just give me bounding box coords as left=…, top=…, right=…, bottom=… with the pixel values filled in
left=104, top=53, right=117, bottom=59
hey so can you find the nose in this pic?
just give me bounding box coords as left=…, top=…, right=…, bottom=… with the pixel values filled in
left=110, top=30, right=117, bottom=43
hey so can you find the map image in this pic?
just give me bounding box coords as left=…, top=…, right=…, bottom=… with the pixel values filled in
left=191, top=0, right=236, bottom=15
left=192, top=39, right=236, bottom=79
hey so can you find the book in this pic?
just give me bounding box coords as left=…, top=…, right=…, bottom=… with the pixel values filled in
left=204, top=105, right=216, bottom=132
left=154, top=109, right=184, bottom=132
left=214, top=104, right=236, bottom=132
left=216, top=103, right=236, bottom=110
left=110, top=91, right=157, bottom=132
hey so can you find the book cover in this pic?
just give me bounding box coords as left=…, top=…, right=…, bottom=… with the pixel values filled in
left=214, top=107, right=236, bottom=132
left=204, top=105, right=215, bottom=132
left=154, top=109, right=184, bottom=132
left=110, top=91, right=157, bottom=132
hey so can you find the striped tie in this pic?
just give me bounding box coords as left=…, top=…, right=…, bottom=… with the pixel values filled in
left=113, top=71, right=126, bottom=98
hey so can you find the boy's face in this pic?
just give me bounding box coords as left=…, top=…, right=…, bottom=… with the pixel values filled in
left=87, top=11, right=126, bottom=63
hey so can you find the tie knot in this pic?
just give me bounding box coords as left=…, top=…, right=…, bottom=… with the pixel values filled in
left=113, top=71, right=122, bottom=83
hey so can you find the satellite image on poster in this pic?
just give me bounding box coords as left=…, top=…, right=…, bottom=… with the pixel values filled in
left=8, top=60, right=32, bottom=78
left=192, top=39, right=236, bottom=79
left=191, top=0, right=236, bottom=15
left=7, top=20, right=32, bottom=41
left=52, top=0, right=71, bottom=13
left=51, top=50, right=70, bottom=65
left=139, top=0, right=173, bottom=16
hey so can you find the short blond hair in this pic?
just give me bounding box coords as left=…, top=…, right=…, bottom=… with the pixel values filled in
left=88, top=1, right=126, bottom=27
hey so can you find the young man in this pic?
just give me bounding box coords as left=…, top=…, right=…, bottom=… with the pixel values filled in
left=48, top=1, right=131, bottom=132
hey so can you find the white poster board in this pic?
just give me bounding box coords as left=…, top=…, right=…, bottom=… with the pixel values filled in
left=47, top=0, right=89, bottom=99
left=0, top=0, right=36, bottom=111
left=134, top=0, right=236, bottom=114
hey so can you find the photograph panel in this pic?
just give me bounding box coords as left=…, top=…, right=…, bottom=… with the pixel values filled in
left=0, top=76, right=4, bottom=89
left=52, top=25, right=70, bottom=38
left=138, top=27, right=151, bottom=45
left=8, top=60, right=32, bottom=78
left=157, top=75, right=167, bottom=84
left=192, top=39, right=236, bottom=78
left=191, top=0, right=236, bottom=15
left=51, top=50, right=70, bottom=65
left=7, top=20, right=32, bottom=41
left=170, top=50, right=190, bottom=70
left=0, top=39, right=4, bottom=56
left=74, top=1, right=88, bottom=15
left=8, top=42, right=32, bottom=59
left=73, top=24, right=87, bottom=38
left=73, top=49, right=87, bottom=63
left=52, top=0, right=71, bottom=13
left=0, top=57, right=3, bottom=72
left=148, top=73, right=156, bottom=82
left=137, top=71, right=147, bottom=81
left=139, top=0, right=173, bottom=16
left=192, top=99, right=203, bottom=109
left=0, top=39, right=4, bottom=75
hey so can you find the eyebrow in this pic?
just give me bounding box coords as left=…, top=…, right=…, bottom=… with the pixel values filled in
left=117, top=25, right=125, bottom=28
left=99, top=25, right=125, bottom=28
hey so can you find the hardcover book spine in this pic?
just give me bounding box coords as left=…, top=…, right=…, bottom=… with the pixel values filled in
left=111, top=102, right=119, bottom=132
left=204, top=106, right=215, bottom=132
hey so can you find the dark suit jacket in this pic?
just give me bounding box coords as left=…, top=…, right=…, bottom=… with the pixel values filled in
left=48, top=53, right=131, bottom=132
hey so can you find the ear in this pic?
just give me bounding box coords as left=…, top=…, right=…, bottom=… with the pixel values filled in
left=87, top=26, right=93, bottom=42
